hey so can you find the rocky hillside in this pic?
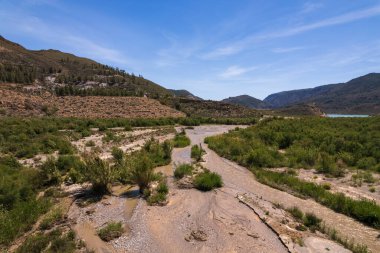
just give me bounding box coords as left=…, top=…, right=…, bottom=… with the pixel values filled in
left=0, top=36, right=172, bottom=98
left=264, top=73, right=380, bottom=114
left=222, top=95, right=269, bottom=109
left=0, top=88, right=184, bottom=118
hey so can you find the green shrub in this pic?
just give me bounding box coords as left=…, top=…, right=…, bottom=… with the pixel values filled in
left=303, top=212, right=321, bottom=231
left=245, top=147, right=279, bottom=168
left=85, top=140, right=95, bottom=147
left=16, top=233, right=52, bottom=253
left=39, top=208, right=64, bottom=230
left=191, top=144, right=205, bottom=162
left=147, top=192, right=167, bottom=205
left=254, top=169, right=380, bottom=229
left=322, top=183, right=331, bottom=190
left=127, top=152, right=154, bottom=193
left=287, top=206, right=303, bottom=220
left=111, top=147, right=124, bottom=164
left=98, top=222, right=124, bottom=241
left=56, top=155, right=83, bottom=172
left=157, top=182, right=169, bottom=195
left=174, top=164, right=193, bottom=179
left=357, top=157, right=377, bottom=170
left=82, top=156, right=118, bottom=194
left=173, top=132, right=190, bottom=148
left=194, top=172, right=223, bottom=191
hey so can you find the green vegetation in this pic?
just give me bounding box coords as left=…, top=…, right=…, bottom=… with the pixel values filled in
left=146, top=181, right=169, bottom=205
left=287, top=207, right=369, bottom=253
left=173, top=131, right=191, bottom=147
left=0, top=117, right=257, bottom=160
left=206, top=117, right=380, bottom=174
left=288, top=206, right=321, bottom=232
left=194, top=171, right=223, bottom=191
left=16, top=229, right=76, bottom=253
left=0, top=156, right=51, bottom=246
left=39, top=208, right=64, bottom=230
left=174, top=164, right=193, bottom=179
left=82, top=156, right=118, bottom=194
left=255, top=170, right=380, bottom=228
left=97, top=221, right=124, bottom=241
left=191, top=144, right=205, bottom=162
left=206, top=117, right=380, bottom=228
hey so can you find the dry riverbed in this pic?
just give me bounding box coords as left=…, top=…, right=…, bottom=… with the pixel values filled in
left=37, top=125, right=379, bottom=253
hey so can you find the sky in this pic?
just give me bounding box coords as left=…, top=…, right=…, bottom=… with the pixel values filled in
left=1, top=0, right=380, bottom=100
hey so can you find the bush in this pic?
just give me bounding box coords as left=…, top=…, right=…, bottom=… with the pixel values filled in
left=111, top=147, right=124, bottom=164
left=147, top=192, right=167, bottom=205
left=303, top=212, right=321, bottom=231
left=173, top=132, right=190, bottom=148
left=39, top=208, right=64, bottom=230
left=194, top=172, right=223, bottom=191
left=98, top=222, right=124, bottom=241
left=287, top=206, right=303, bottom=220
left=82, top=156, right=118, bottom=194
left=191, top=144, right=205, bottom=162
left=85, top=140, right=95, bottom=147
left=357, top=157, right=377, bottom=170
left=174, top=164, right=193, bottom=179
left=127, top=152, right=154, bottom=193
left=157, top=182, right=169, bottom=195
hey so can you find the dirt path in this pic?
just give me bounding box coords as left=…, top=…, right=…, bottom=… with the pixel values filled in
left=186, top=126, right=380, bottom=252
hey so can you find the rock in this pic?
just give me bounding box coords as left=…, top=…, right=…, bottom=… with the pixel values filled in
left=191, top=229, right=208, bottom=241
left=177, top=176, right=194, bottom=189
left=85, top=208, right=96, bottom=215
left=247, top=232, right=259, bottom=239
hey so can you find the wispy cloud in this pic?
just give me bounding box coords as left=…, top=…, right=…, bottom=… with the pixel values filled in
left=154, top=31, right=204, bottom=67
left=203, top=5, right=380, bottom=59
left=300, top=2, right=324, bottom=14
left=219, top=65, right=257, bottom=79
left=0, top=5, right=131, bottom=67
left=272, top=46, right=305, bottom=53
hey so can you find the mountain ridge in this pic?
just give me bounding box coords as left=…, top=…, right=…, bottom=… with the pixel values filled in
left=263, top=73, right=380, bottom=114
left=221, top=95, right=269, bottom=109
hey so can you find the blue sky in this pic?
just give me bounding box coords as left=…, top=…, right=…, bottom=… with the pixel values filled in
left=1, top=0, right=380, bottom=100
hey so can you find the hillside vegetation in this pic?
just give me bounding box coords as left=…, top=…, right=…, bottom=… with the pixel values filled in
left=222, top=95, right=269, bottom=109
left=160, top=97, right=262, bottom=118
left=0, top=36, right=171, bottom=98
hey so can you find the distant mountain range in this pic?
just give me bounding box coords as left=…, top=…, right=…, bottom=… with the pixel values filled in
left=264, top=73, right=380, bottom=114
left=222, top=74, right=380, bottom=114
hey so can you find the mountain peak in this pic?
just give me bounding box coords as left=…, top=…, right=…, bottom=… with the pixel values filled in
left=221, top=94, right=269, bottom=109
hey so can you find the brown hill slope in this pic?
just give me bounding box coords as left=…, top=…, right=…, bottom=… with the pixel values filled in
left=0, top=88, right=184, bottom=118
